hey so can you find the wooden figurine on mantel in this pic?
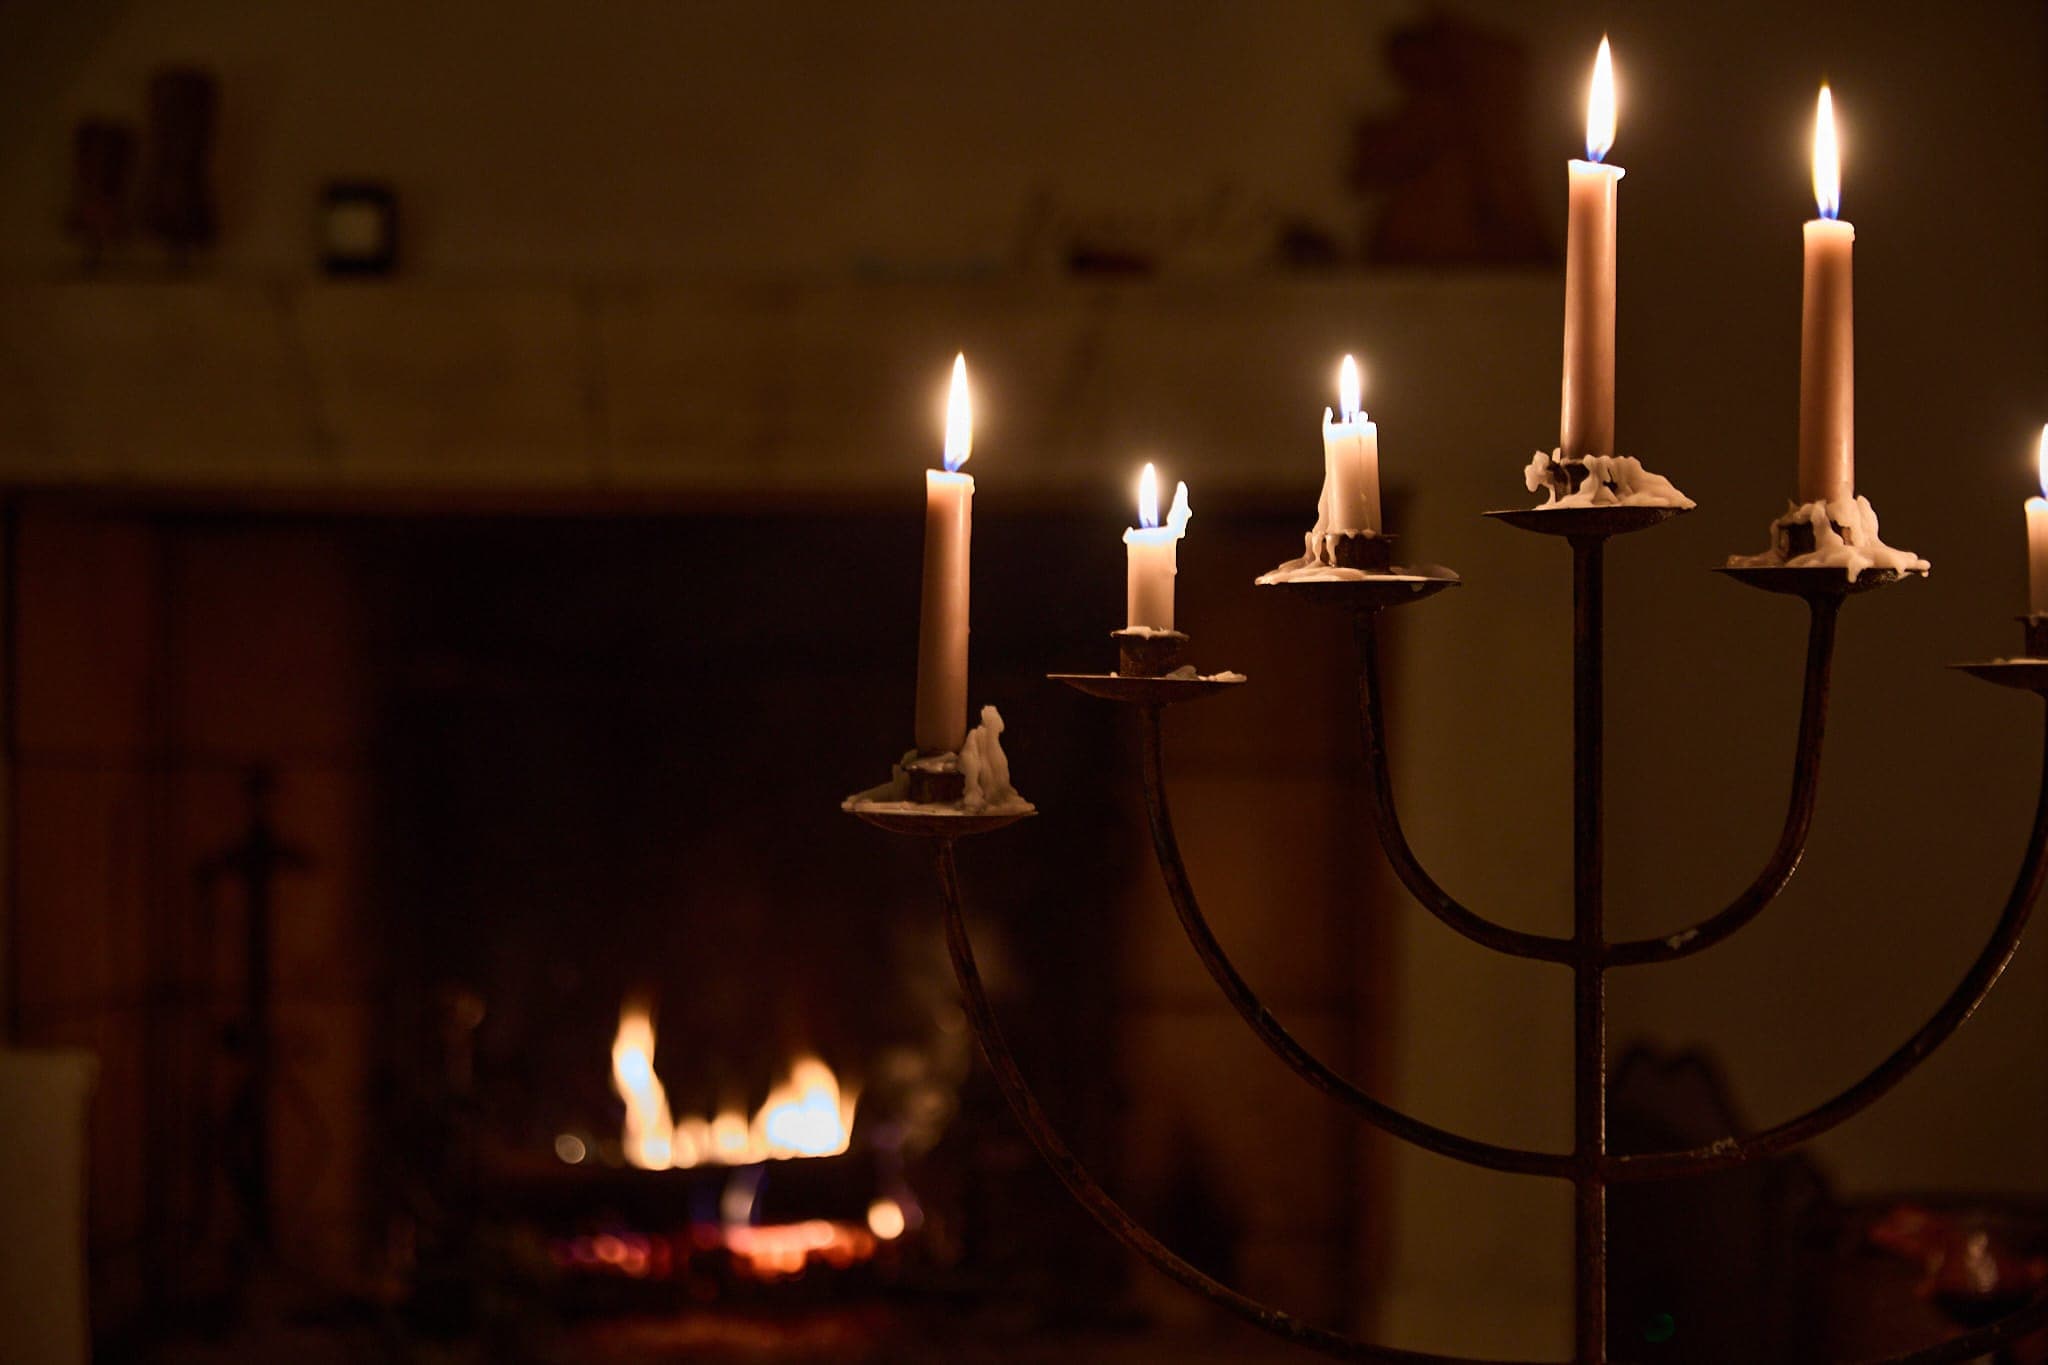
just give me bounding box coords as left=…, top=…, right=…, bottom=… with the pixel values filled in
left=1348, top=15, right=1554, bottom=266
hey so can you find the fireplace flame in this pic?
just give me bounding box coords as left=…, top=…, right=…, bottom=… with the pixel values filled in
left=606, top=1002, right=857, bottom=1170
left=610, top=1001, right=674, bottom=1170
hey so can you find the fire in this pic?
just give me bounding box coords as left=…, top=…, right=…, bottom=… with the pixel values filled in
left=610, top=1001, right=674, bottom=1170
left=1813, top=84, right=1841, bottom=221
left=1585, top=36, right=1616, bottom=163
left=605, top=1001, right=857, bottom=1170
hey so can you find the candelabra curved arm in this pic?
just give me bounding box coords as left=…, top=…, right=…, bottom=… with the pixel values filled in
left=1607, top=713, right=2048, bottom=1183
left=1136, top=707, right=1573, bottom=1179
left=930, top=838, right=1555, bottom=1365
left=1604, top=598, right=1840, bottom=966
left=1351, top=617, right=1575, bottom=964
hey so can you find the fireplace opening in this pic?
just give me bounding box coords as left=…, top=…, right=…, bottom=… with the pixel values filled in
left=7, top=491, right=1385, bottom=1360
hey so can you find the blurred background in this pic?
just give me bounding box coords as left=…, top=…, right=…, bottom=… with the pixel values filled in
left=0, top=2, right=2043, bottom=1362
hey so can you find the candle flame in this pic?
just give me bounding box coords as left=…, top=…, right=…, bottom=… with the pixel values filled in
left=1338, top=354, right=1362, bottom=421
left=943, top=353, right=972, bottom=472
left=1812, top=84, right=1841, bottom=220
left=1128, top=464, right=1192, bottom=540
left=2036, top=424, right=2048, bottom=500
left=1586, top=37, right=1616, bottom=162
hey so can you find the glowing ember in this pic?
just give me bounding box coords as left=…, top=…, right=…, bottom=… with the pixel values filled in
left=602, top=999, right=858, bottom=1170
left=553, top=1221, right=878, bottom=1282
left=866, top=1197, right=906, bottom=1241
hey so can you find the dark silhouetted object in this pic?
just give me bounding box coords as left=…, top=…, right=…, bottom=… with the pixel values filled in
left=319, top=181, right=400, bottom=277
left=63, top=119, right=135, bottom=272
left=196, top=768, right=312, bottom=1280
left=1349, top=16, right=1554, bottom=266
left=139, top=65, right=219, bottom=262
left=1608, top=1045, right=1832, bottom=1362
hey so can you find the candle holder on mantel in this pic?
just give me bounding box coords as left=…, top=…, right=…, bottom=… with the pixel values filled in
left=847, top=499, right=2048, bottom=1364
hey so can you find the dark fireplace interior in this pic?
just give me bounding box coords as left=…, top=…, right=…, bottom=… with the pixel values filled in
left=7, top=491, right=1384, bottom=1361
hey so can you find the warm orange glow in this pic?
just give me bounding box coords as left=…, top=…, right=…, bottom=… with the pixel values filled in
left=601, top=1003, right=858, bottom=1170
left=611, top=1001, right=674, bottom=1170
left=944, top=353, right=972, bottom=472
left=722, top=1220, right=877, bottom=1278
left=1813, top=84, right=1841, bottom=220
left=1338, top=354, right=1362, bottom=421
left=2036, top=425, right=2048, bottom=500
left=1586, top=37, right=1616, bottom=162
left=1137, top=461, right=1159, bottom=529
left=867, top=1197, right=907, bottom=1240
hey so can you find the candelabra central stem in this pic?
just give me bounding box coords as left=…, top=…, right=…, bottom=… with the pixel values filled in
left=1570, top=536, right=1608, bottom=1362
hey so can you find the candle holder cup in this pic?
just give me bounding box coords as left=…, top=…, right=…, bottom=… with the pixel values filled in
left=1782, top=515, right=1845, bottom=558
left=1324, top=530, right=1396, bottom=573
left=1111, top=628, right=1188, bottom=678
left=848, top=490, right=2048, bottom=1364
left=904, top=751, right=966, bottom=804
left=2026, top=615, right=2048, bottom=660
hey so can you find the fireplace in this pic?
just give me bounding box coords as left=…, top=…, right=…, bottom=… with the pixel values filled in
left=4, top=488, right=1391, bottom=1359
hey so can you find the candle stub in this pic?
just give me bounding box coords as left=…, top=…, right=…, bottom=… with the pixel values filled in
left=2026, top=497, right=2048, bottom=619
left=1322, top=355, right=1381, bottom=534
left=2027, top=427, right=2048, bottom=619
left=1124, top=464, right=1192, bottom=631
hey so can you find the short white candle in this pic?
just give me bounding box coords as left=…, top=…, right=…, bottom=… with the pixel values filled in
left=1798, top=85, right=1855, bottom=506
left=1322, top=355, right=1381, bottom=534
left=1560, top=36, right=1622, bottom=461
left=914, top=355, right=973, bottom=754
left=2027, top=425, right=2048, bottom=618
left=1124, top=463, right=1191, bottom=631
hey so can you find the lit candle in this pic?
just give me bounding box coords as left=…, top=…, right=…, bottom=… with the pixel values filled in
left=1560, top=36, right=1622, bottom=461
left=1798, top=84, right=1855, bottom=506
left=2027, top=425, right=2048, bottom=617
left=1322, top=354, right=1381, bottom=534
left=914, top=354, right=973, bottom=755
left=1124, top=463, right=1192, bottom=631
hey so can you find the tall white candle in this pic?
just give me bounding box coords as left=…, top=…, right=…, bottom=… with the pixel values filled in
left=1798, top=84, right=1855, bottom=506
left=1124, top=463, right=1192, bottom=631
left=1322, top=354, right=1381, bottom=533
left=1560, top=37, right=1622, bottom=461
left=2028, top=426, right=2048, bottom=618
left=914, top=355, right=973, bottom=754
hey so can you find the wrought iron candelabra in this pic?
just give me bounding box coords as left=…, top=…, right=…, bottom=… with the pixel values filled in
left=849, top=502, right=2048, bottom=1363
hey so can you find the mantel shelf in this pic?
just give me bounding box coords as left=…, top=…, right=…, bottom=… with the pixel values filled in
left=0, top=272, right=1556, bottom=499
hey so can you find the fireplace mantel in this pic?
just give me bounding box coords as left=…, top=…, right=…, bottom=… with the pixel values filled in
left=0, top=273, right=1555, bottom=501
